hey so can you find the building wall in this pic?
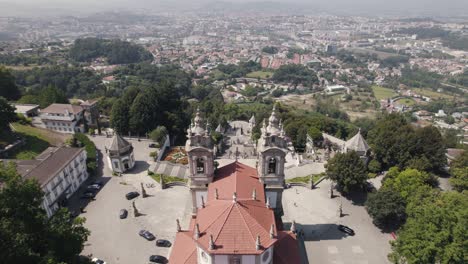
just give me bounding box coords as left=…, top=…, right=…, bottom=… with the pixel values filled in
left=43, top=120, right=79, bottom=134
left=41, top=150, right=88, bottom=217
left=108, top=153, right=135, bottom=173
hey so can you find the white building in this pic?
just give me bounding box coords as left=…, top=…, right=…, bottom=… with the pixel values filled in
left=10, top=147, right=88, bottom=217
left=325, top=85, right=350, bottom=95
left=39, top=104, right=86, bottom=134
left=105, top=134, right=135, bottom=173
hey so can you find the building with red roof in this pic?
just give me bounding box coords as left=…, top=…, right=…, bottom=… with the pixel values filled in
left=170, top=107, right=301, bottom=264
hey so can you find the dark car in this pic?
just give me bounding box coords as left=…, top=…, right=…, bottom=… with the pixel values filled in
left=87, top=184, right=101, bottom=191
left=149, top=143, right=158, bottom=148
left=126, top=191, right=140, bottom=200
left=149, top=255, right=167, bottom=263
left=80, top=192, right=96, bottom=199
left=365, top=182, right=376, bottom=192
left=119, top=209, right=128, bottom=219
left=337, top=224, right=355, bottom=236
left=156, top=239, right=171, bottom=247
left=139, top=230, right=156, bottom=241
left=92, top=180, right=104, bottom=187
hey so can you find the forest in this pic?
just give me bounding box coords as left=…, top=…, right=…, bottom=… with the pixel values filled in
left=69, top=38, right=153, bottom=64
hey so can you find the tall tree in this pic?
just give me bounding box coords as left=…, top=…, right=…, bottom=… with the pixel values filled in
left=0, top=162, right=90, bottom=264
left=365, top=189, right=406, bottom=229
left=389, top=191, right=467, bottom=264
left=326, top=151, right=367, bottom=192
left=0, top=96, right=16, bottom=129
left=413, top=126, right=446, bottom=172
left=0, top=66, right=21, bottom=100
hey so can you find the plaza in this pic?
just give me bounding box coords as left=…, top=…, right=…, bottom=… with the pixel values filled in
left=70, top=134, right=392, bottom=264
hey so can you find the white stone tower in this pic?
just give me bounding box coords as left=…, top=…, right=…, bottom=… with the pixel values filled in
left=186, top=108, right=215, bottom=215
left=256, top=104, right=288, bottom=216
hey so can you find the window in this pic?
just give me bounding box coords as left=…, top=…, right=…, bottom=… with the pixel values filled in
left=268, top=157, right=276, bottom=174
left=229, top=255, right=241, bottom=264
left=114, top=161, right=119, bottom=169
left=196, top=158, right=205, bottom=173
left=262, top=250, right=271, bottom=262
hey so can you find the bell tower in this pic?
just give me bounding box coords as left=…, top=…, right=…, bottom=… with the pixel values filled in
left=257, top=105, right=289, bottom=216
left=186, top=108, right=214, bottom=216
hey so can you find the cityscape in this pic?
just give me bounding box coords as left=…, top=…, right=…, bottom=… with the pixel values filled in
left=0, top=1, right=467, bottom=264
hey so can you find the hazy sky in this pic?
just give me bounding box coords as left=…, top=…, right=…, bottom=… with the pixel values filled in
left=1, top=0, right=467, bottom=17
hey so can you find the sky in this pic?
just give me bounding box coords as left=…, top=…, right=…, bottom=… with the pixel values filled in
left=0, top=0, right=467, bottom=17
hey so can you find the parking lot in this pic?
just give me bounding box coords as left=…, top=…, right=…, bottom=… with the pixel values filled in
left=283, top=180, right=392, bottom=264
left=70, top=136, right=191, bottom=263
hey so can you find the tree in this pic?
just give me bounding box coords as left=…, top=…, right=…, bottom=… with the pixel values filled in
left=449, top=151, right=468, bottom=192
left=0, top=96, right=16, bottom=129
left=0, top=66, right=21, bottom=100
left=110, top=99, right=130, bottom=134
left=326, top=151, right=367, bottom=192
left=307, top=126, right=323, bottom=146
left=413, top=126, right=447, bottom=172
left=38, top=85, right=68, bottom=108
left=367, top=159, right=382, bottom=173
left=0, top=162, right=89, bottom=264
left=389, top=191, right=467, bottom=264
left=149, top=126, right=168, bottom=146
left=382, top=168, right=435, bottom=201
left=365, top=189, right=406, bottom=229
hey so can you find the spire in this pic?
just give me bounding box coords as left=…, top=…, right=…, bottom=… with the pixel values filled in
left=209, top=234, right=215, bottom=250
left=270, top=224, right=275, bottom=239
left=266, top=197, right=271, bottom=208
left=215, top=188, right=219, bottom=200
left=290, top=220, right=297, bottom=234
left=176, top=219, right=181, bottom=232
left=232, top=192, right=237, bottom=203
left=255, top=235, right=261, bottom=250
left=194, top=223, right=201, bottom=239
left=201, top=196, right=205, bottom=208
left=252, top=188, right=257, bottom=200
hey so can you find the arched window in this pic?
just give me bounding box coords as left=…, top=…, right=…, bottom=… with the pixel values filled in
left=268, top=157, right=276, bottom=174
left=196, top=157, right=205, bottom=173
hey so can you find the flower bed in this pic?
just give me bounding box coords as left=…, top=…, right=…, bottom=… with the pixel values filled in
left=163, top=147, right=188, bottom=165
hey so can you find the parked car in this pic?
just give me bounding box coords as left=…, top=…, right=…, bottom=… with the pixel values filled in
left=80, top=192, right=96, bottom=199
left=126, top=191, right=140, bottom=200
left=119, top=209, right=128, bottom=219
left=149, top=255, right=167, bottom=263
left=92, top=180, right=104, bottom=187
left=337, top=224, right=355, bottom=236
left=149, top=143, right=158, bottom=148
left=156, top=239, right=172, bottom=247
left=139, top=230, right=156, bottom=241
left=91, top=258, right=106, bottom=264
left=87, top=184, right=101, bottom=191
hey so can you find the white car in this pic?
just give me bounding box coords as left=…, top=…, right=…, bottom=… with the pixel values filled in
left=92, top=258, right=106, bottom=264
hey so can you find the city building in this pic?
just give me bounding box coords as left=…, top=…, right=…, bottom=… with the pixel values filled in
left=105, top=133, right=135, bottom=173
left=39, top=101, right=100, bottom=134
left=39, top=104, right=86, bottom=134
left=3, top=147, right=88, bottom=217
left=12, top=103, right=40, bottom=117
left=170, top=107, right=300, bottom=263
left=323, top=129, right=371, bottom=160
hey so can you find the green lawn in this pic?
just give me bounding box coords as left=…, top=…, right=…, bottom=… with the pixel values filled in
left=413, top=88, right=455, bottom=100
left=286, top=174, right=324, bottom=184
left=394, top=98, right=416, bottom=106
left=246, top=71, right=274, bottom=79
left=9, top=123, right=69, bottom=159
left=149, top=173, right=188, bottom=184
left=371, top=85, right=397, bottom=100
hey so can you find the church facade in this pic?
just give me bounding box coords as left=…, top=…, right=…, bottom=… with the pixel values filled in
left=169, top=107, right=301, bottom=264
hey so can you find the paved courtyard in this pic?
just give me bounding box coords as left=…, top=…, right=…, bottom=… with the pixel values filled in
left=73, top=136, right=192, bottom=263
left=283, top=179, right=392, bottom=264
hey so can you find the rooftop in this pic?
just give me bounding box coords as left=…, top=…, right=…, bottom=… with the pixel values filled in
left=41, top=103, right=84, bottom=115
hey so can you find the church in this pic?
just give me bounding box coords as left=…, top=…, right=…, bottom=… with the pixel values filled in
left=169, top=106, right=301, bottom=264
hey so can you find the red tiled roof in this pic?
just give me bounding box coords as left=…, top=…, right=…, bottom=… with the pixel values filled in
left=170, top=162, right=300, bottom=262
left=169, top=231, right=197, bottom=264
left=274, top=231, right=301, bottom=264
